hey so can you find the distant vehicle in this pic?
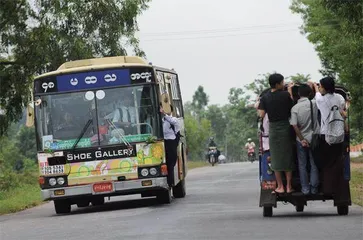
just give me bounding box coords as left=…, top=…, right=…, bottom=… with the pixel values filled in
left=247, top=146, right=256, bottom=163
left=26, top=56, right=188, bottom=214
left=208, top=147, right=218, bottom=166
left=218, top=154, right=226, bottom=164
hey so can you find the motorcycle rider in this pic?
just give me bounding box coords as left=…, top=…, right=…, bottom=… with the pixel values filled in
left=245, top=138, right=256, bottom=161
left=207, top=137, right=220, bottom=163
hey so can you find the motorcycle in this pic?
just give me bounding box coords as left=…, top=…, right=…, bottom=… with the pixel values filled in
left=208, top=147, right=217, bottom=166
left=248, top=146, right=256, bottom=163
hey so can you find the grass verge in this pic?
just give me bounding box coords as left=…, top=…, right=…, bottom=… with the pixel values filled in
left=350, top=162, right=363, bottom=207
left=187, top=161, right=209, bottom=170
left=351, top=156, right=363, bottom=164
left=0, top=183, right=42, bottom=215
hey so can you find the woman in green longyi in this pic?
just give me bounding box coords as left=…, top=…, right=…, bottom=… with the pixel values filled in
left=258, top=73, right=295, bottom=194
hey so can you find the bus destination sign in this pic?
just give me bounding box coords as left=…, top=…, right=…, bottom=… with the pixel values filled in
left=34, top=68, right=154, bottom=94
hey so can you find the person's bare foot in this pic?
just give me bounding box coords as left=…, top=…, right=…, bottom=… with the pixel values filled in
left=286, top=187, right=295, bottom=193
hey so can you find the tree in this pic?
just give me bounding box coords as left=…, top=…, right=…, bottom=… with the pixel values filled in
left=0, top=0, right=151, bottom=136
left=191, top=86, right=209, bottom=120
left=289, top=73, right=310, bottom=83
left=290, top=0, right=363, bottom=140
left=245, top=73, right=271, bottom=96
left=184, top=114, right=213, bottom=161
left=205, top=104, right=227, bottom=145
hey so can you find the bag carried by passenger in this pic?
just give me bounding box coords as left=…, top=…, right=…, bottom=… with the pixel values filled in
left=309, top=100, right=320, bottom=150
left=325, top=105, right=345, bottom=145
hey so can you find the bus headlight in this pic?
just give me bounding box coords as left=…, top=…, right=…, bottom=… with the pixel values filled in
left=57, top=177, right=65, bottom=185
left=149, top=168, right=157, bottom=176
left=49, top=178, right=57, bottom=186
left=141, top=168, right=149, bottom=177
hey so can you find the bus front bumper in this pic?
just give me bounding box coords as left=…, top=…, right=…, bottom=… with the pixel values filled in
left=41, top=177, right=169, bottom=201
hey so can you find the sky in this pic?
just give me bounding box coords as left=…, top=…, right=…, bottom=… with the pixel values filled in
left=136, top=0, right=323, bottom=105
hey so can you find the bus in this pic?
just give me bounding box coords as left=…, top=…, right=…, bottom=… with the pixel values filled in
left=27, top=56, right=188, bottom=214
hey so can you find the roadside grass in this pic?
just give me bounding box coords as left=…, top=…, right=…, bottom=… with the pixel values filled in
left=350, top=161, right=363, bottom=207
left=351, top=156, right=363, bottom=164
left=187, top=161, right=209, bottom=170
left=0, top=183, right=42, bottom=215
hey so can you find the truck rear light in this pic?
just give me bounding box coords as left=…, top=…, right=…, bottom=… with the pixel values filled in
left=161, top=164, right=168, bottom=176
left=39, top=177, right=45, bottom=185
left=261, top=180, right=276, bottom=190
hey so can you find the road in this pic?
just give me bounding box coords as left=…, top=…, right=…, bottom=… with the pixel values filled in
left=0, top=162, right=362, bottom=240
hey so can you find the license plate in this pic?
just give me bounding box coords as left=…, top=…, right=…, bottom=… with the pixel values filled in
left=42, top=165, right=64, bottom=175
left=93, top=182, right=113, bottom=193
left=54, top=189, right=65, bottom=196
left=142, top=180, right=152, bottom=186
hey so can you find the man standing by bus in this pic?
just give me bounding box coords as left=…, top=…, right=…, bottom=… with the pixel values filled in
left=160, top=105, right=180, bottom=187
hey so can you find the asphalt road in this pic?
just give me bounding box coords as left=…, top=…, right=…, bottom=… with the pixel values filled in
left=0, top=162, right=362, bottom=240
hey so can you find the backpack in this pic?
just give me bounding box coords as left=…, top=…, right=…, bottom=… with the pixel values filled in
left=325, top=105, right=345, bottom=145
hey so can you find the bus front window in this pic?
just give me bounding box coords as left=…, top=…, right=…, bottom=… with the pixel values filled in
left=35, top=91, right=97, bottom=151
left=35, top=85, right=160, bottom=151
left=96, top=85, right=160, bottom=146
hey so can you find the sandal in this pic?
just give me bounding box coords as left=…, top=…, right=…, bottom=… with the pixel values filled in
left=286, top=189, right=295, bottom=194
left=272, top=189, right=285, bottom=194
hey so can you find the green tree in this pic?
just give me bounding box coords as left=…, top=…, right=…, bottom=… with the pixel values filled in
left=15, top=126, right=36, bottom=161
left=290, top=0, right=363, bottom=140
left=191, top=86, right=209, bottom=120
left=245, top=73, right=271, bottom=95
left=205, top=105, right=227, bottom=145
left=0, top=0, right=151, bottom=136
left=224, top=87, right=258, bottom=161
left=289, top=73, right=311, bottom=83
left=184, top=114, right=213, bottom=161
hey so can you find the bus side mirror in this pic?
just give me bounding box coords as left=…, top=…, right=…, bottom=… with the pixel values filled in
left=26, top=103, right=34, bottom=127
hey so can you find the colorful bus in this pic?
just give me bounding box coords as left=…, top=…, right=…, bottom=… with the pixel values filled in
left=27, top=56, right=188, bottom=214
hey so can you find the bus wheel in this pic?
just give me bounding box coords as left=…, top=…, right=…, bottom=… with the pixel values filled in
left=173, top=179, right=186, bottom=198
left=337, top=205, right=349, bottom=216
left=54, top=200, right=71, bottom=214
left=263, top=206, right=273, bottom=217
left=157, top=189, right=171, bottom=204
left=295, top=205, right=304, bottom=212
left=91, top=197, right=105, bottom=206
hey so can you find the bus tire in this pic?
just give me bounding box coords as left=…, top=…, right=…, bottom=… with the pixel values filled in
left=156, top=189, right=171, bottom=204
left=173, top=179, right=186, bottom=198
left=54, top=200, right=71, bottom=214
left=337, top=205, right=349, bottom=216
left=91, top=197, right=105, bottom=206
left=295, top=205, right=304, bottom=212
left=263, top=206, right=273, bottom=217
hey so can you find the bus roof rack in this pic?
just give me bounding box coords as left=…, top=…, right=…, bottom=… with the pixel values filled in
left=57, top=56, right=148, bottom=70
left=34, top=56, right=150, bottom=80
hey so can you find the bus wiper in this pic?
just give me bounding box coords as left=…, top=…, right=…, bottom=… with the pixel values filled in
left=72, top=119, right=93, bottom=151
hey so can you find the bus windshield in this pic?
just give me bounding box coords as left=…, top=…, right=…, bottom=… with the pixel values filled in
left=35, top=85, right=160, bottom=151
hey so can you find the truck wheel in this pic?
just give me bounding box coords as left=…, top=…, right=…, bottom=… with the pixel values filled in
left=156, top=189, right=171, bottom=204
left=337, top=205, right=349, bottom=215
left=91, top=197, right=105, bottom=206
left=54, top=200, right=71, bottom=214
left=173, top=179, right=186, bottom=198
left=263, top=206, right=273, bottom=217
left=295, top=205, right=304, bottom=212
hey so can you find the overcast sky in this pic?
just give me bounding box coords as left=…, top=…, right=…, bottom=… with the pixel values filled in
left=137, top=0, right=323, bottom=105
